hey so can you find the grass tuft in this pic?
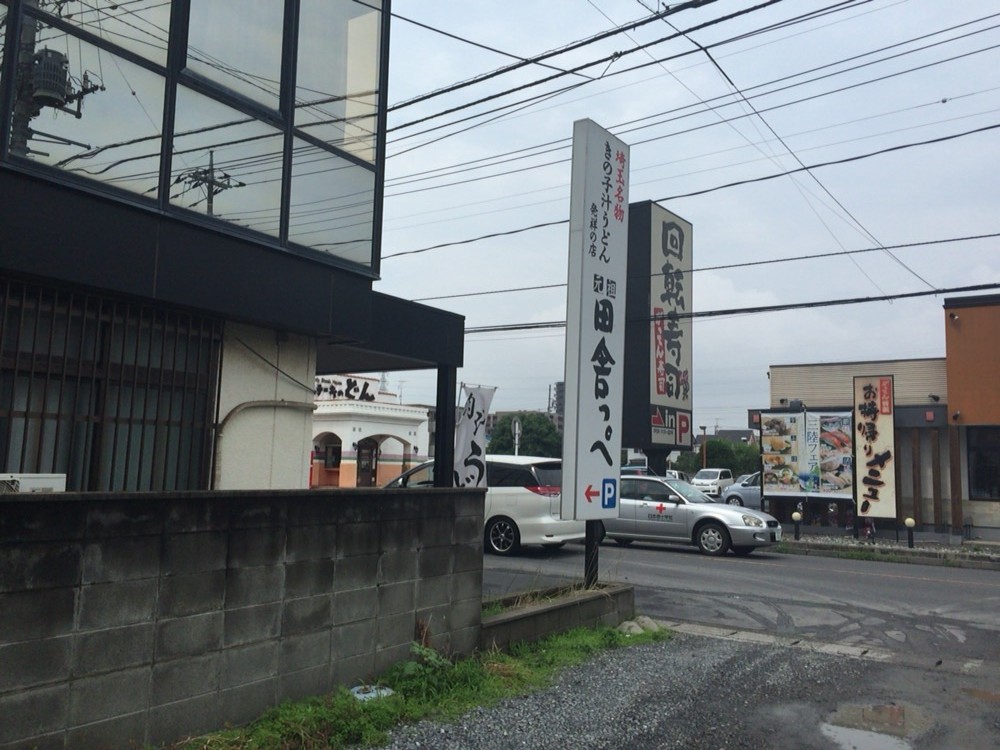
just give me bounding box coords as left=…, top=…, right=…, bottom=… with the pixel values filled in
left=165, top=625, right=669, bottom=750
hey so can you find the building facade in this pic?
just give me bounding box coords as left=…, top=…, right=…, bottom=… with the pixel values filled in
left=310, top=373, right=430, bottom=488
left=944, top=294, right=1000, bottom=514
left=764, top=295, right=1000, bottom=537
left=0, top=0, right=463, bottom=491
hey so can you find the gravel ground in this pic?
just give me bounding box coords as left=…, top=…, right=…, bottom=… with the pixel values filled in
left=382, top=630, right=1000, bottom=750
left=381, top=635, right=872, bottom=750
left=381, top=535, right=1000, bottom=749
left=146, top=528, right=993, bottom=749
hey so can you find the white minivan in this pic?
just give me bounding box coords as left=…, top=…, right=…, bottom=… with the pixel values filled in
left=383, top=455, right=585, bottom=555
left=690, top=467, right=735, bottom=498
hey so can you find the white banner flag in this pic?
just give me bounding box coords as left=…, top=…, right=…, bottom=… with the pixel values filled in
left=454, top=385, right=496, bottom=488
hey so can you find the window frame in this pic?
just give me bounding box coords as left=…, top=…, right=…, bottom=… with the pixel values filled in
left=967, top=426, right=1000, bottom=502
left=0, top=0, right=387, bottom=277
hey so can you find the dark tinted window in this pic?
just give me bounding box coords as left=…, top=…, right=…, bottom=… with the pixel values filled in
left=635, top=479, right=672, bottom=501
left=488, top=463, right=536, bottom=487
left=622, top=478, right=669, bottom=499
left=531, top=461, right=562, bottom=486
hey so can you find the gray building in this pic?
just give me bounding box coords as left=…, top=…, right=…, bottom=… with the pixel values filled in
left=0, top=0, right=464, bottom=491
left=0, top=4, right=481, bottom=748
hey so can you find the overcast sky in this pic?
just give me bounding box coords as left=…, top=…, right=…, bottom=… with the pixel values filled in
left=369, top=0, right=1000, bottom=434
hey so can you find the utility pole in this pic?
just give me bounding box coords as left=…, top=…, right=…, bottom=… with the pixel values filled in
left=10, top=0, right=40, bottom=157
left=10, top=0, right=104, bottom=158
left=700, top=424, right=707, bottom=468
left=179, top=151, right=244, bottom=216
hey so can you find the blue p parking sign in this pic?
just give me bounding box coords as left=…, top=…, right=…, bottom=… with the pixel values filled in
left=601, top=478, right=617, bottom=509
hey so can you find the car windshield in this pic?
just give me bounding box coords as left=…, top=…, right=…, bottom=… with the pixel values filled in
left=664, top=479, right=715, bottom=503
left=385, top=462, right=434, bottom=488
left=693, top=469, right=720, bottom=480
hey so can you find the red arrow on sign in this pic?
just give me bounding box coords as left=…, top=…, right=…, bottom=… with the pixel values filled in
left=584, top=484, right=599, bottom=503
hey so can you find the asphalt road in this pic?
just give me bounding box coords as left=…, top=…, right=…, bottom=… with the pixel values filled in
left=468, top=540, right=1000, bottom=750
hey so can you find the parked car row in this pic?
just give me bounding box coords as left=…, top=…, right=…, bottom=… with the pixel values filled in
left=385, top=458, right=780, bottom=557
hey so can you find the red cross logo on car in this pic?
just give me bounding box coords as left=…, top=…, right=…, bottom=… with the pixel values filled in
left=656, top=503, right=666, bottom=514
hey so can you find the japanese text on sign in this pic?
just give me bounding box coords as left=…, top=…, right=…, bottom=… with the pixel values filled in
left=853, top=376, right=896, bottom=517
left=562, top=119, right=630, bottom=521
left=648, top=206, right=693, bottom=448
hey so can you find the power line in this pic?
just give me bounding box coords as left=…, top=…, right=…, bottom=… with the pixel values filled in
left=382, top=120, right=1000, bottom=260
left=387, top=0, right=786, bottom=133
left=383, top=17, right=1000, bottom=194
left=654, top=121, right=1000, bottom=201
left=386, top=0, right=723, bottom=113
left=655, top=9, right=930, bottom=293
left=408, top=231, right=1000, bottom=302
left=463, top=283, right=1000, bottom=334
left=382, top=5, right=595, bottom=82
left=379, top=96, right=1000, bottom=236
left=58, top=4, right=996, bottom=239
left=385, top=0, right=870, bottom=148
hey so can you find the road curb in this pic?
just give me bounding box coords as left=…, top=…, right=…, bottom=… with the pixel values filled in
left=775, top=541, right=1000, bottom=571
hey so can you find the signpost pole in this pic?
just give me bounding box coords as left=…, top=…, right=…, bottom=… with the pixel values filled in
left=584, top=520, right=600, bottom=588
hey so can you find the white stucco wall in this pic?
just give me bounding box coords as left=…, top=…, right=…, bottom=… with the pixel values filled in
left=214, top=322, right=316, bottom=489
left=313, top=400, right=430, bottom=455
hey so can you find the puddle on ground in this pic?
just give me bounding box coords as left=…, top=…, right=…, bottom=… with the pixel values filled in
left=822, top=702, right=934, bottom=750
left=819, top=723, right=911, bottom=750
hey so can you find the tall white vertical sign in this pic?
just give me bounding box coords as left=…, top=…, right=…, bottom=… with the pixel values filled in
left=561, top=119, right=630, bottom=521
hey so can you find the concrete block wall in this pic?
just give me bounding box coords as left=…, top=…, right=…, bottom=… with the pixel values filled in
left=0, top=488, right=483, bottom=750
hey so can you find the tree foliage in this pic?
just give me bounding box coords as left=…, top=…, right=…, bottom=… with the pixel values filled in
left=487, top=413, right=562, bottom=457
left=673, top=439, right=760, bottom=476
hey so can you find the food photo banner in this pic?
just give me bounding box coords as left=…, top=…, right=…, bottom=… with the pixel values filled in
left=760, top=411, right=854, bottom=500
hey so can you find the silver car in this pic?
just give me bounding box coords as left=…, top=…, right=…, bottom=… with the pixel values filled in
left=600, top=476, right=781, bottom=556
left=721, top=472, right=762, bottom=510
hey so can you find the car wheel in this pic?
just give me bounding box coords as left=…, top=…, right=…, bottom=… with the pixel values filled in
left=485, top=516, right=521, bottom=556
left=725, top=496, right=743, bottom=506
left=732, top=546, right=755, bottom=556
left=696, top=522, right=731, bottom=556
